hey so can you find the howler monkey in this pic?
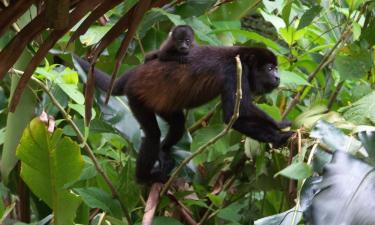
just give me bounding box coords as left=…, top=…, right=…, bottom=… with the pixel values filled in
left=144, top=25, right=195, bottom=64
left=74, top=46, right=294, bottom=184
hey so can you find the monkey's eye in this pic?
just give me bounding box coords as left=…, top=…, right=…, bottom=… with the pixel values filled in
left=267, top=66, right=273, bottom=71
left=186, top=39, right=190, bottom=43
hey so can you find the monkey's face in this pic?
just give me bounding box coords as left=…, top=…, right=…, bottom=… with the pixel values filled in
left=171, top=27, right=194, bottom=54
left=251, top=63, right=280, bottom=95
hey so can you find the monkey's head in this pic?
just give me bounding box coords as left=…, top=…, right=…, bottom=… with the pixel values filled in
left=170, top=25, right=195, bottom=54
left=245, top=48, right=280, bottom=95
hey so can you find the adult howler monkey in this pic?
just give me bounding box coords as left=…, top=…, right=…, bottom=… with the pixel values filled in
left=144, top=25, right=195, bottom=64
left=74, top=46, right=294, bottom=184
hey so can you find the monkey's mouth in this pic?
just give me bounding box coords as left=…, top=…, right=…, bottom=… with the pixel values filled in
left=178, top=47, right=189, bottom=53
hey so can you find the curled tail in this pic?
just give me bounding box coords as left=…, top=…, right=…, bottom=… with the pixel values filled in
left=73, top=55, right=129, bottom=95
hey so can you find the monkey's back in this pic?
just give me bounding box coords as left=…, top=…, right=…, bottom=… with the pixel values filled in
left=125, top=46, right=237, bottom=113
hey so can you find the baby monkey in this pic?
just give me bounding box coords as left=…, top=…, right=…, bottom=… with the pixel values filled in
left=144, top=25, right=195, bottom=64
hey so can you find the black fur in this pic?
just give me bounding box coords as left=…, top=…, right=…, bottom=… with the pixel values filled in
left=74, top=45, right=293, bottom=184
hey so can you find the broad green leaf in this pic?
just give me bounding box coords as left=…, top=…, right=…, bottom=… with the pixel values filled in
left=152, top=217, right=183, bottom=225
left=297, top=6, right=323, bottom=30
left=175, top=0, right=216, bottom=18
left=16, top=118, right=83, bottom=225
left=279, top=27, right=307, bottom=45
left=74, top=187, right=122, bottom=218
left=150, top=8, right=185, bottom=25
left=339, top=91, right=375, bottom=125
left=61, top=68, right=79, bottom=85
left=217, top=202, right=245, bottom=223
left=57, top=83, right=85, bottom=104
left=186, top=17, right=221, bottom=45
left=280, top=70, right=310, bottom=87
left=257, top=104, right=281, bottom=121
left=275, top=162, right=312, bottom=180
left=1, top=75, right=36, bottom=183
left=260, top=10, right=286, bottom=30
left=80, top=25, right=112, bottom=46
left=346, top=0, right=365, bottom=10
left=68, top=103, right=96, bottom=120
left=352, top=22, right=361, bottom=41
left=333, top=48, right=373, bottom=80
left=211, top=29, right=283, bottom=52
left=209, top=0, right=259, bottom=20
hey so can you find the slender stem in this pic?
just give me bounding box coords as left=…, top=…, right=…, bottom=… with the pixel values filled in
left=327, top=80, right=344, bottom=111
left=188, top=102, right=221, bottom=134
left=160, top=55, right=243, bottom=196
left=12, top=69, right=134, bottom=225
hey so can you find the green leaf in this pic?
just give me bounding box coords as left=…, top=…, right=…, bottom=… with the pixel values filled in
left=57, top=83, right=85, bottom=104
left=275, top=162, right=312, bottom=180
left=16, top=118, right=83, bottom=225
left=80, top=25, right=112, bottom=46
left=260, top=10, right=285, bottom=30
left=74, top=187, right=122, bottom=218
left=61, top=68, right=79, bottom=85
left=1, top=75, right=36, bottom=183
left=339, top=91, right=375, bottom=125
left=280, top=70, right=310, bottom=87
left=152, top=217, right=183, bottom=225
left=333, top=48, right=373, bottom=80
left=352, top=22, right=361, bottom=41
left=217, top=202, right=245, bottom=223
left=297, top=6, right=323, bottom=30
left=68, top=103, right=96, bottom=120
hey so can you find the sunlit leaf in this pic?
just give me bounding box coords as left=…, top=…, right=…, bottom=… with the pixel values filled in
left=16, top=118, right=83, bottom=225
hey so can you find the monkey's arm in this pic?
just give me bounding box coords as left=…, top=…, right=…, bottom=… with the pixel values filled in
left=144, top=50, right=159, bottom=63
left=221, top=74, right=293, bottom=146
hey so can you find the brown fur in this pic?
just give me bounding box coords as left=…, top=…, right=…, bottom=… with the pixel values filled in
left=126, top=60, right=223, bottom=113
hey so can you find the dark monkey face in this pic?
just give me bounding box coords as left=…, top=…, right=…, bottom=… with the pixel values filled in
left=171, top=26, right=194, bottom=54
left=251, top=62, right=280, bottom=95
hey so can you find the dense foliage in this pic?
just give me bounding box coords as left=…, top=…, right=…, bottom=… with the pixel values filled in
left=0, top=0, right=374, bottom=225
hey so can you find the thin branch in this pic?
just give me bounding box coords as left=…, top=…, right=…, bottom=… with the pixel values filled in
left=327, top=80, right=344, bottom=111
left=142, top=183, right=163, bottom=225
left=188, top=102, right=221, bottom=134
left=12, top=69, right=133, bottom=225
left=160, top=55, right=243, bottom=196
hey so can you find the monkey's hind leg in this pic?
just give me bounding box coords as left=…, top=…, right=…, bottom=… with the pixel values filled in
left=158, top=111, right=186, bottom=176
left=128, top=98, right=163, bottom=184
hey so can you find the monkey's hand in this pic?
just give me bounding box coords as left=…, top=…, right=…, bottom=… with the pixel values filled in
left=277, top=120, right=292, bottom=129
left=273, top=131, right=294, bottom=148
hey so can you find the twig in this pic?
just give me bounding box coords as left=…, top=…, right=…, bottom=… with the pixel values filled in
left=188, top=102, right=221, bottom=134
left=11, top=69, right=133, bottom=225
left=327, top=80, right=344, bottom=111
left=160, top=55, right=243, bottom=196
left=142, top=183, right=163, bottom=225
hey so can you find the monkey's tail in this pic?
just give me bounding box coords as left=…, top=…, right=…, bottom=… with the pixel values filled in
left=73, top=55, right=129, bottom=95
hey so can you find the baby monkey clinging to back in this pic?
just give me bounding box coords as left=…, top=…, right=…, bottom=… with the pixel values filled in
left=144, top=25, right=195, bottom=64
